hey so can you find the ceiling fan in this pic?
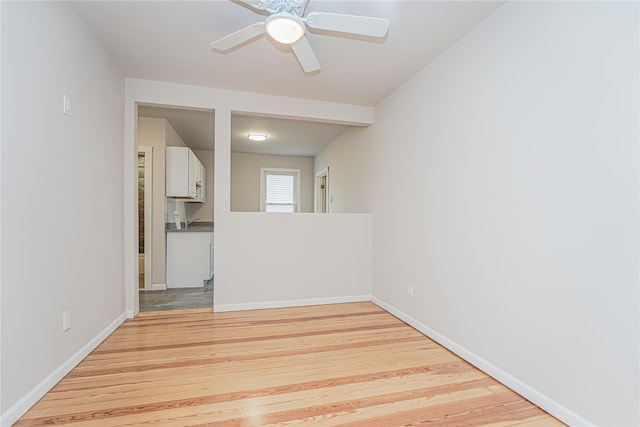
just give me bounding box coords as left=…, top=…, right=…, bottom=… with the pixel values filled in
left=210, top=0, right=390, bottom=73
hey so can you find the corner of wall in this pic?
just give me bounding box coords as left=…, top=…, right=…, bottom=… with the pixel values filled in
left=370, top=297, right=595, bottom=427
left=0, top=312, right=128, bottom=426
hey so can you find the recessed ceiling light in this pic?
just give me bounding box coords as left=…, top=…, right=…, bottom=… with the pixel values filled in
left=247, top=132, right=267, bottom=142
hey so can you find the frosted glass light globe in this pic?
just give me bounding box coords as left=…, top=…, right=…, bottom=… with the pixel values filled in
left=265, top=13, right=305, bottom=44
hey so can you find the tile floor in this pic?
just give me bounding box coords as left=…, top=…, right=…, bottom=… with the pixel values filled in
left=139, top=279, right=213, bottom=312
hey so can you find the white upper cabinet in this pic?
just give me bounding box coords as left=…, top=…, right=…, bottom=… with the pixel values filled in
left=195, top=161, right=205, bottom=202
left=166, top=147, right=204, bottom=201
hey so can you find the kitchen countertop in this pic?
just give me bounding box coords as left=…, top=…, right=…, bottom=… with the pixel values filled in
left=166, top=221, right=214, bottom=232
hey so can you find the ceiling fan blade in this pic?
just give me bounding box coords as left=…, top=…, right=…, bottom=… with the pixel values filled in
left=210, top=22, right=265, bottom=51
left=237, top=0, right=269, bottom=11
left=298, top=0, right=312, bottom=16
left=305, top=12, right=389, bottom=38
left=291, top=36, right=320, bottom=73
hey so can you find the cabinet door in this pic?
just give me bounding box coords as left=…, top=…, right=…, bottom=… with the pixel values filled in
left=166, top=232, right=211, bottom=288
left=167, top=147, right=198, bottom=199
left=188, top=150, right=197, bottom=198
left=166, top=147, right=190, bottom=197
left=198, top=162, right=206, bottom=202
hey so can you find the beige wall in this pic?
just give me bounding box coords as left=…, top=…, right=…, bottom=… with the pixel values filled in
left=138, top=117, right=189, bottom=286
left=137, top=117, right=167, bottom=286
left=314, top=126, right=373, bottom=213
left=165, top=120, right=188, bottom=148
left=231, top=152, right=314, bottom=212
left=186, top=149, right=215, bottom=222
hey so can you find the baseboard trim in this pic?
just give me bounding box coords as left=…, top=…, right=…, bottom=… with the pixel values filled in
left=2, top=298, right=592, bottom=425
left=371, top=297, right=593, bottom=427
left=150, top=283, right=166, bottom=291
left=214, top=294, right=371, bottom=312
left=0, top=312, right=127, bottom=426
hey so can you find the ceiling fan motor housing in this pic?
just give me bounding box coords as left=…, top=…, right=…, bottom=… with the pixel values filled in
left=266, top=0, right=307, bottom=16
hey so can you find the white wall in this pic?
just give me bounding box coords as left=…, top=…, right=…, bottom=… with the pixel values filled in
left=214, top=212, right=372, bottom=311
left=2, top=2, right=635, bottom=425
left=124, top=79, right=374, bottom=316
left=368, top=2, right=638, bottom=425
left=314, top=126, right=374, bottom=213
left=1, top=2, right=125, bottom=423
left=231, top=152, right=314, bottom=212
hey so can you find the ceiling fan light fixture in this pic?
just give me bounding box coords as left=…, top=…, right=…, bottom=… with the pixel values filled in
left=265, top=13, right=305, bottom=44
left=247, top=132, right=268, bottom=142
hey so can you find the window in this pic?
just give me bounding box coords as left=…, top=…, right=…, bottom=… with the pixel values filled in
left=260, top=168, right=301, bottom=212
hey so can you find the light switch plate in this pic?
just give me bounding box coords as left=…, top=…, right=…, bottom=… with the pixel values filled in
left=63, top=94, right=71, bottom=116
left=63, top=310, right=72, bottom=332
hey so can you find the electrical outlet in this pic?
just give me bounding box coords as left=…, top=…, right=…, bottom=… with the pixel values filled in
left=63, top=310, right=72, bottom=332
left=407, top=283, right=414, bottom=297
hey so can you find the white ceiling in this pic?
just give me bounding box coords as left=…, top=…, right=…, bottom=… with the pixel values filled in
left=138, top=105, right=349, bottom=155
left=73, top=0, right=503, bottom=155
left=231, top=114, right=349, bottom=156
left=138, top=105, right=215, bottom=151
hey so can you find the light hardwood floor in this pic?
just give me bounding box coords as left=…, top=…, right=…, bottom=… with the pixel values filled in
left=16, top=302, right=564, bottom=426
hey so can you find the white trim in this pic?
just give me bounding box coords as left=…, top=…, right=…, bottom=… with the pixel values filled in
left=138, top=146, right=153, bottom=291
left=370, top=297, right=594, bottom=427
left=214, top=294, right=371, bottom=312
left=150, top=283, right=167, bottom=291
left=0, top=312, right=127, bottom=426
left=314, top=167, right=329, bottom=213
left=259, top=167, right=301, bottom=213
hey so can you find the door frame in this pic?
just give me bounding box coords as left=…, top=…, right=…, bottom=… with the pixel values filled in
left=138, top=146, right=153, bottom=290
left=314, top=167, right=329, bottom=213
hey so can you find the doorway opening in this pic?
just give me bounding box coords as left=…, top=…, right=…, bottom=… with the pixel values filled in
left=315, top=167, right=329, bottom=213
left=136, top=105, right=215, bottom=313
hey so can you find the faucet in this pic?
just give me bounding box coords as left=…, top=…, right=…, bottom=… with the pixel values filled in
left=186, top=218, right=201, bottom=228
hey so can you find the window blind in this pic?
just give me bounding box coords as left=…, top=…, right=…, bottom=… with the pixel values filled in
left=265, top=172, right=296, bottom=212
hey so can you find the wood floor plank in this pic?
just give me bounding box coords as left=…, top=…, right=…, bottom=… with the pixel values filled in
left=16, top=302, right=564, bottom=426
